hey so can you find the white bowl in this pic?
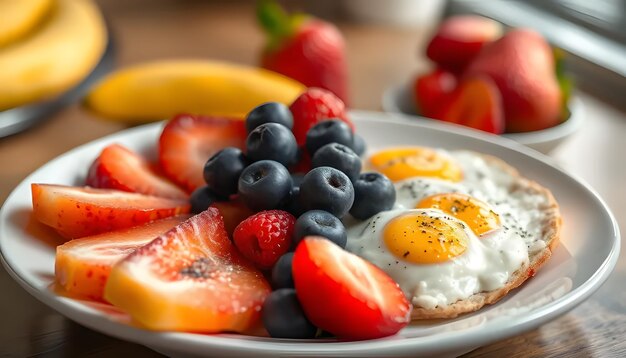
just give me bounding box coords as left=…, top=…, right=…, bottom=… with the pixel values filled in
left=382, top=82, right=584, bottom=153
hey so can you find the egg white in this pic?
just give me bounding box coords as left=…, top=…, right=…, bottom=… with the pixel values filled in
left=346, top=208, right=528, bottom=309
left=345, top=150, right=552, bottom=309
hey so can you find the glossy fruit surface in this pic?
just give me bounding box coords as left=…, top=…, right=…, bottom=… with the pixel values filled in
left=159, top=114, right=246, bottom=192
left=105, top=208, right=271, bottom=332
left=262, top=288, right=317, bottom=338
left=289, top=88, right=353, bottom=146
left=86, top=144, right=187, bottom=200
left=426, top=15, right=502, bottom=73
left=413, top=68, right=457, bottom=119
left=238, top=160, right=293, bottom=211
left=465, top=29, right=561, bottom=132
left=293, top=210, right=346, bottom=248
left=233, top=210, right=295, bottom=270
left=245, top=102, right=294, bottom=133
left=299, top=167, right=354, bottom=218
left=259, top=1, right=349, bottom=103
left=292, top=238, right=411, bottom=339
left=85, top=60, right=305, bottom=122
left=55, top=216, right=187, bottom=301
left=350, top=172, right=396, bottom=220
left=31, top=184, right=190, bottom=239
left=311, top=143, right=362, bottom=182
left=439, top=76, right=505, bottom=134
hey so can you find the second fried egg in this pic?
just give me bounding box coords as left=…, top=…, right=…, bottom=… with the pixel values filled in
left=345, top=208, right=529, bottom=310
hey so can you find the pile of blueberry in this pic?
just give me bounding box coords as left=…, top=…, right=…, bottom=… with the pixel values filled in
left=190, top=101, right=397, bottom=338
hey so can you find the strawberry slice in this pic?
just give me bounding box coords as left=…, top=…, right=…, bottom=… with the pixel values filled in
left=86, top=144, right=188, bottom=200
left=104, top=208, right=271, bottom=333
left=289, top=88, right=353, bottom=146
left=55, top=216, right=189, bottom=301
left=439, top=76, right=505, bottom=134
left=413, top=68, right=457, bottom=119
left=31, top=184, right=190, bottom=240
left=158, top=114, right=247, bottom=192
left=293, top=237, right=411, bottom=339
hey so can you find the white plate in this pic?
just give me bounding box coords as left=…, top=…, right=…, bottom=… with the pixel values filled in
left=0, top=111, right=619, bottom=357
left=381, top=82, right=585, bottom=154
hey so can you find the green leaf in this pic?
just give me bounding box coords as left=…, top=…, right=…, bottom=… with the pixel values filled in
left=553, top=47, right=573, bottom=122
left=257, top=0, right=302, bottom=50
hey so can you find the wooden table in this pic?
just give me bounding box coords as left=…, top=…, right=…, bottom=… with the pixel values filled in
left=1, top=1, right=624, bottom=356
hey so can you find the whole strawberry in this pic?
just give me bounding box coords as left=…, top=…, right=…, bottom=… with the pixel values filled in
left=289, top=87, right=353, bottom=146
left=258, top=0, right=349, bottom=104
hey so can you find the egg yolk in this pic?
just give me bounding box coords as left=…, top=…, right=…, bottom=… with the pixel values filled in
left=416, top=193, right=500, bottom=236
left=383, top=213, right=468, bottom=264
left=368, top=147, right=462, bottom=182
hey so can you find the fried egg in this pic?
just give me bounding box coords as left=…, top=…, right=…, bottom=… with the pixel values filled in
left=345, top=146, right=559, bottom=313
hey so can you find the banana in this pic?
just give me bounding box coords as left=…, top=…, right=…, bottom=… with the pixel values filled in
left=85, top=60, right=306, bottom=122
left=0, top=0, right=107, bottom=110
left=0, top=0, right=53, bottom=48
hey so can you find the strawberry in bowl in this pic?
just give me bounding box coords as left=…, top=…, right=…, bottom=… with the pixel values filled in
left=383, top=15, right=582, bottom=153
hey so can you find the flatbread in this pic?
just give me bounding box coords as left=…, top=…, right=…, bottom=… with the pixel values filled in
left=410, top=154, right=562, bottom=319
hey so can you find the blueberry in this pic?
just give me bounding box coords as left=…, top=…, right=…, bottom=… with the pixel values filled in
left=189, top=186, right=221, bottom=214
left=311, top=143, right=362, bottom=182
left=294, top=210, right=347, bottom=249
left=245, top=102, right=294, bottom=133
left=305, top=119, right=353, bottom=155
left=246, top=123, right=298, bottom=166
left=299, top=167, right=354, bottom=218
left=262, top=289, right=317, bottom=339
left=238, top=160, right=293, bottom=211
left=282, top=186, right=303, bottom=217
left=271, top=253, right=294, bottom=289
left=203, top=147, right=247, bottom=197
left=350, top=172, right=396, bottom=220
left=351, top=134, right=367, bottom=157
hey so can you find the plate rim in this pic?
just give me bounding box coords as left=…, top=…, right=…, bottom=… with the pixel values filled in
left=0, top=112, right=620, bottom=356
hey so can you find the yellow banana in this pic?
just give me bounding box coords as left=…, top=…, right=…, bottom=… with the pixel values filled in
left=85, top=60, right=306, bottom=122
left=0, top=0, right=107, bottom=110
left=0, top=0, right=53, bottom=48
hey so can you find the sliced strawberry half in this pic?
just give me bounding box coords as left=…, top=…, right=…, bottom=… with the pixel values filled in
left=158, top=114, right=247, bottom=192
left=293, top=237, right=411, bottom=340
left=104, top=208, right=271, bottom=333
left=31, top=184, right=190, bottom=240
left=55, top=215, right=189, bottom=301
left=413, top=68, right=457, bottom=119
left=439, top=76, right=505, bottom=134
left=86, top=144, right=188, bottom=200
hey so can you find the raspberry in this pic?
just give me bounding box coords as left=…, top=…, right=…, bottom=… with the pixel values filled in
left=289, top=88, right=353, bottom=146
left=233, top=210, right=296, bottom=269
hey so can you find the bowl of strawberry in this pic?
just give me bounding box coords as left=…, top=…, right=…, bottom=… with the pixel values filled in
left=382, top=15, right=584, bottom=154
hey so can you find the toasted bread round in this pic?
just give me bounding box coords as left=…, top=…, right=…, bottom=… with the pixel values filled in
left=410, top=153, right=562, bottom=320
